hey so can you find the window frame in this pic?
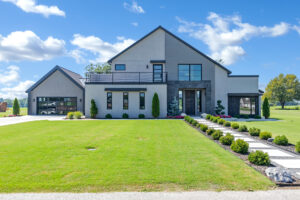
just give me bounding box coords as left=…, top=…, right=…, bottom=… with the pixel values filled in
left=178, top=64, right=202, bottom=81
left=153, top=64, right=163, bottom=82
left=123, top=92, right=128, bottom=110
left=115, top=64, right=126, bottom=71
left=139, top=92, right=145, bottom=110
left=107, top=92, right=112, bottom=110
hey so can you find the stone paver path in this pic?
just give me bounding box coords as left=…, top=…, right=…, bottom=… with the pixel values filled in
left=195, top=118, right=300, bottom=180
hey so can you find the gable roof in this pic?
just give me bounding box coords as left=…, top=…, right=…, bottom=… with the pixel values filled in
left=26, top=65, right=84, bottom=93
left=107, top=26, right=232, bottom=74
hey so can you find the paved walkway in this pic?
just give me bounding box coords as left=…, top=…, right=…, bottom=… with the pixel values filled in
left=195, top=118, right=300, bottom=180
left=0, top=115, right=65, bottom=126
left=0, top=190, right=300, bottom=200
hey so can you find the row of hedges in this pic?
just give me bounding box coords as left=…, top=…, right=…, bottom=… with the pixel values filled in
left=185, top=116, right=270, bottom=166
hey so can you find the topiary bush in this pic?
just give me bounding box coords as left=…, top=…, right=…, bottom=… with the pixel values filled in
left=259, top=131, right=272, bottom=140
left=67, top=112, right=74, bottom=119
left=296, top=141, right=300, bottom=153
left=248, top=150, right=270, bottom=166
left=220, top=133, right=234, bottom=145
left=152, top=93, right=160, bottom=118
left=218, top=119, right=225, bottom=125
left=138, top=114, right=145, bottom=119
left=206, top=128, right=215, bottom=135
left=122, top=113, right=129, bottom=119
left=90, top=99, right=98, bottom=119
left=262, top=97, right=270, bottom=119
left=200, top=124, right=208, bottom=132
left=249, top=127, right=260, bottom=136
left=206, top=114, right=211, bottom=120
left=238, top=125, right=248, bottom=132
left=209, top=116, right=214, bottom=121
left=192, top=120, right=198, bottom=126
left=231, top=139, right=249, bottom=154
left=273, top=135, right=289, bottom=146
left=224, top=121, right=231, bottom=127
left=105, top=114, right=112, bottom=119
left=211, top=130, right=223, bottom=140
left=74, top=111, right=83, bottom=119
left=212, top=117, right=218, bottom=123
left=231, top=123, right=239, bottom=129
left=13, top=98, right=20, bottom=116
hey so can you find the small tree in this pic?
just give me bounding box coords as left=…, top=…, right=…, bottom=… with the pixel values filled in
left=262, top=97, right=270, bottom=119
left=13, top=98, right=20, bottom=116
left=168, top=96, right=179, bottom=116
left=215, top=100, right=225, bottom=115
left=90, top=99, right=98, bottom=119
left=152, top=93, right=160, bottom=118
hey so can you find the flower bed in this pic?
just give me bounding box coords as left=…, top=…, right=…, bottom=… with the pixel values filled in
left=167, top=115, right=184, bottom=119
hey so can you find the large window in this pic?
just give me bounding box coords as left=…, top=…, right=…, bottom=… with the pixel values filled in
left=240, top=97, right=256, bottom=115
left=178, top=64, right=202, bottom=81
left=153, top=64, right=163, bottom=82
left=107, top=92, right=112, bottom=109
left=123, top=92, right=128, bottom=110
left=37, top=97, right=77, bottom=115
left=139, top=92, right=145, bottom=109
left=115, top=64, right=126, bottom=71
left=178, top=90, right=183, bottom=112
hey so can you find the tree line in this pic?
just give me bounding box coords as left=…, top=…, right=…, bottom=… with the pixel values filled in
left=0, top=98, right=28, bottom=107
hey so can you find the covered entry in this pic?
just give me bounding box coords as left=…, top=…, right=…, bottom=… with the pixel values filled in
left=179, top=89, right=204, bottom=115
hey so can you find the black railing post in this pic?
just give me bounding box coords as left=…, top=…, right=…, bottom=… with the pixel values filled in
left=112, top=72, right=114, bottom=83
left=139, top=72, right=140, bottom=84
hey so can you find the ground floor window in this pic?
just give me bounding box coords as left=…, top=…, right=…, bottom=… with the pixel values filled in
left=123, top=92, right=128, bottom=110
left=37, top=97, right=77, bottom=115
left=107, top=92, right=112, bottom=109
left=139, top=92, right=145, bottom=109
left=178, top=90, right=183, bottom=112
left=197, top=90, right=202, bottom=113
left=240, top=97, right=256, bottom=115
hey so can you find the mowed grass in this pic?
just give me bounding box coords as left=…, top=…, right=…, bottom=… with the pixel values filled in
left=0, top=120, right=273, bottom=192
left=239, top=107, right=300, bottom=144
left=0, top=107, right=27, bottom=117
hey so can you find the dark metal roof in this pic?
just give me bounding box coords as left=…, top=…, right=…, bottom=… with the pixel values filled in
left=259, top=89, right=265, bottom=94
left=228, top=75, right=259, bottom=77
left=105, top=88, right=147, bottom=91
left=150, top=60, right=166, bottom=63
left=107, top=26, right=232, bottom=74
left=228, top=93, right=259, bottom=97
left=26, top=65, right=84, bottom=93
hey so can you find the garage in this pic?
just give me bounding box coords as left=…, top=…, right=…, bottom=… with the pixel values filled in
left=37, top=97, right=77, bottom=115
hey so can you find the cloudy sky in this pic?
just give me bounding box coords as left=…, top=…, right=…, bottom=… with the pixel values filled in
left=0, top=0, right=300, bottom=98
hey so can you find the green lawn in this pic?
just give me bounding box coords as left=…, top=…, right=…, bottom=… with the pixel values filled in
left=0, top=107, right=27, bottom=117
left=239, top=106, right=300, bottom=144
left=0, top=120, right=273, bottom=192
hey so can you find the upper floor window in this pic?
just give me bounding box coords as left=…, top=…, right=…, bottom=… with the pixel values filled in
left=178, top=64, right=202, bottom=81
left=115, top=64, right=126, bottom=71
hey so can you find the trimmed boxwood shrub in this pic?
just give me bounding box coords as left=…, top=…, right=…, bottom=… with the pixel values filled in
left=231, top=139, right=249, bottom=154
left=67, top=112, right=74, bottom=119
left=248, top=150, right=270, bottom=166
left=209, top=116, right=214, bottom=121
left=192, top=120, right=198, bottom=126
left=105, top=114, right=112, bottom=119
left=74, top=111, right=83, bottom=119
left=238, top=125, right=248, bottom=132
left=212, top=130, right=223, bottom=140
left=296, top=141, right=300, bottom=153
left=206, top=114, right=211, bottom=120
left=273, top=135, right=289, bottom=146
left=249, top=127, right=260, bottom=136
left=231, top=123, right=239, bottom=129
left=212, top=117, right=218, bottom=123
left=259, top=131, right=272, bottom=140
left=206, top=128, right=215, bottom=135
left=138, top=114, right=145, bottom=119
left=224, top=121, right=231, bottom=127
left=218, top=119, right=225, bottom=125
left=200, top=124, right=208, bottom=132
left=220, top=133, right=234, bottom=145
left=122, top=113, right=129, bottom=119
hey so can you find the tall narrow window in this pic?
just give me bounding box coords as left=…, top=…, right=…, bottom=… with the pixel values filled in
left=153, top=64, right=163, bottom=82
left=178, top=65, right=189, bottom=81
left=178, top=90, right=183, bottom=112
left=197, top=90, right=202, bottom=112
left=107, top=92, right=112, bottom=109
left=139, top=92, right=145, bottom=110
left=123, top=92, right=128, bottom=110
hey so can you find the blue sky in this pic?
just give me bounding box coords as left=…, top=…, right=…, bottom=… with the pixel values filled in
left=0, top=0, right=300, bottom=98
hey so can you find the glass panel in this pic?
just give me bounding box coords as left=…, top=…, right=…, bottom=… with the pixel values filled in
left=178, top=65, right=189, bottom=81
left=123, top=92, right=128, bottom=110
left=139, top=92, right=145, bottom=110
left=153, top=64, right=162, bottom=82
left=115, top=64, right=125, bottom=71
left=251, top=98, right=256, bottom=115
left=37, top=97, right=77, bottom=115
left=107, top=92, right=112, bottom=109
left=178, top=90, right=183, bottom=112
left=240, top=97, right=251, bottom=115
left=197, top=90, right=201, bottom=112
left=190, top=65, right=202, bottom=81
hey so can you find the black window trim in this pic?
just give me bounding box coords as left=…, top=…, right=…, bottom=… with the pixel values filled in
left=115, top=64, right=126, bottom=71
left=139, top=92, right=145, bottom=110
left=123, top=92, right=128, bottom=110
left=178, top=64, right=202, bottom=81
left=107, top=92, right=112, bottom=110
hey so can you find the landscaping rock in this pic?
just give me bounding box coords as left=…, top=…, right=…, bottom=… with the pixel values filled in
left=265, top=167, right=294, bottom=183
left=267, top=138, right=274, bottom=142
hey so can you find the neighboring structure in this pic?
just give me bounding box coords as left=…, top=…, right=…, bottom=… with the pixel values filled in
left=0, top=102, right=7, bottom=112
left=27, top=26, right=262, bottom=118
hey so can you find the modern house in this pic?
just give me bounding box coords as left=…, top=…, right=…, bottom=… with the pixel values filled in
left=26, top=26, right=262, bottom=118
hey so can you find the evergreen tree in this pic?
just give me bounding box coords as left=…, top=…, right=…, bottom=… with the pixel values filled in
left=262, top=97, right=270, bottom=119
left=168, top=97, right=179, bottom=116
left=215, top=100, right=225, bottom=115
left=90, top=99, right=98, bottom=118
left=152, top=93, right=160, bottom=118
left=13, top=98, right=20, bottom=116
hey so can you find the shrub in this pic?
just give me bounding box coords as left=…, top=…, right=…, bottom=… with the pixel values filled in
left=262, top=97, right=270, bottom=119
left=122, top=113, right=129, bottom=119
left=238, top=125, right=248, bottom=132
left=105, top=114, right=112, bottom=119
left=90, top=99, right=98, bottom=119
left=215, top=100, right=225, bottom=115
left=13, top=98, right=20, bottom=115
left=206, top=114, right=211, bottom=120
left=296, top=141, right=300, bottom=153
left=259, top=131, right=272, bottom=140
left=254, top=115, right=262, bottom=119
left=196, top=123, right=201, bottom=128
left=212, top=130, right=223, bottom=140
left=206, top=128, right=215, bottom=135
left=249, top=127, right=260, bottom=136
left=231, top=123, right=239, bottom=129
left=200, top=124, right=208, bottom=132
left=218, top=119, right=225, bottom=125
left=192, top=120, right=198, bottom=126
left=213, top=117, right=218, bottom=123
left=231, top=139, right=249, bottom=154
left=209, top=116, right=214, bottom=121
left=273, top=135, right=289, bottom=146
left=138, top=114, right=145, bottom=119
left=67, top=112, right=74, bottom=119
left=248, top=150, right=270, bottom=166
left=184, top=115, right=191, bottom=122
left=152, top=93, right=160, bottom=118
left=224, top=121, right=231, bottom=127
left=74, top=111, right=83, bottom=119
left=220, top=133, right=234, bottom=145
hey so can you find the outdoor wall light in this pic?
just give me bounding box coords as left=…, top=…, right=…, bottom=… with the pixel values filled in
left=33, top=99, right=35, bottom=102
left=146, top=65, right=149, bottom=69
left=80, top=99, right=82, bottom=102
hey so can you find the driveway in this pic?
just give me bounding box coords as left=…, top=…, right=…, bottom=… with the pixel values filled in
left=0, top=190, right=300, bottom=200
left=0, top=115, right=65, bottom=126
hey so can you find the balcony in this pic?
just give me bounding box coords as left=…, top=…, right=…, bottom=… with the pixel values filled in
left=84, top=72, right=168, bottom=84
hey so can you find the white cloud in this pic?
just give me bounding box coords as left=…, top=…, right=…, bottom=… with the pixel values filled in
left=0, top=65, right=20, bottom=85
left=177, top=13, right=290, bottom=65
left=2, top=0, right=65, bottom=17
left=69, top=49, right=86, bottom=64
left=0, top=30, right=65, bottom=62
left=131, top=22, right=139, bottom=27
left=123, top=1, right=145, bottom=14
left=0, top=80, right=34, bottom=99
left=71, top=34, right=135, bottom=63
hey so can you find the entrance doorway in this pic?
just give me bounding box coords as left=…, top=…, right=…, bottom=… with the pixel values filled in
left=185, top=90, right=195, bottom=115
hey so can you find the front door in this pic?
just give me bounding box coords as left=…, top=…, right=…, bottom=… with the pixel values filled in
left=185, top=90, right=195, bottom=115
